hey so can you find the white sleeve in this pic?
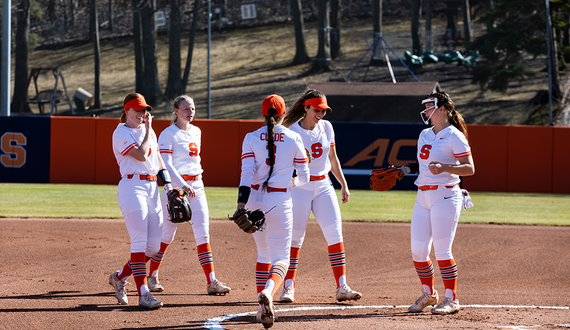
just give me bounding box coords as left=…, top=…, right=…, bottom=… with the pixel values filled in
left=161, top=152, right=186, bottom=188
left=239, top=133, right=256, bottom=187
left=292, top=134, right=310, bottom=187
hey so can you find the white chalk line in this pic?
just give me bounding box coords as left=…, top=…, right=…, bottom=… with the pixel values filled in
left=204, top=304, right=570, bottom=330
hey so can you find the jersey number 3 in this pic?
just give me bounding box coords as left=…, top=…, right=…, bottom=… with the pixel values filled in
left=419, top=144, right=432, bottom=160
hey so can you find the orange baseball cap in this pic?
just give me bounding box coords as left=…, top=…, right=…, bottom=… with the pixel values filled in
left=124, top=97, right=152, bottom=112
left=262, top=94, right=286, bottom=117
left=303, top=97, right=332, bottom=112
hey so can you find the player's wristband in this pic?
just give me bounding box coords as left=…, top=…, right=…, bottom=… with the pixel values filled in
left=158, top=169, right=171, bottom=185
left=406, top=163, right=419, bottom=174
left=237, top=185, right=251, bottom=204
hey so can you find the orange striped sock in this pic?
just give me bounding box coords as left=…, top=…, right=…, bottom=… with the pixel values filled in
left=256, top=262, right=271, bottom=294
left=119, top=255, right=159, bottom=280
left=284, top=247, right=301, bottom=287
left=130, top=252, right=147, bottom=296
left=413, top=260, right=435, bottom=295
left=328, top=242, right=346, bottom=288
left=148, top=242, right=170, bottom=277
left=267, top=262, right=288, bottom=296
left=437, top=259, right=458, bottom=300
left=197, top=243, right=215, bottom=284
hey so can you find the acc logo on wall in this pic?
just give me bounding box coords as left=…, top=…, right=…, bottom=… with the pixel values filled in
left=1, top=132, right=27, bottom=168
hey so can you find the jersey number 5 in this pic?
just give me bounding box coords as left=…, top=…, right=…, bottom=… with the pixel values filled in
left=419, top=144, right=432, bottom=160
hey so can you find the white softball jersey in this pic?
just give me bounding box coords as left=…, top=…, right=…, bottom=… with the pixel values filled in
left=288, top=119, right=335, bottom=177
left=158, top=123, right=204, bottom=188
left=112, top=123, right=160, bottom=177
left=414, top=125, right=471, bottom=187
left=239, top=125, right=310, bottom=190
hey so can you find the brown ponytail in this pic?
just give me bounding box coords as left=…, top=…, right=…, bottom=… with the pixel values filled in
left=428, top=91, right=469, bottom=141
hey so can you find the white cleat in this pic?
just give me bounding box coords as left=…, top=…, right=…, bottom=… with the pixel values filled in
left=408, top=290, right=439, bottom=313
left=147, top=276, right=164, bottom=292
left=138, top=292, right=163, bottom=309
left=431, top=297, right=460, bottom=315
left=207, top=279, right=231, bottom=295
left=258, top=289, right=275, bottom=328
left=108, top=271, right=128, bottom=305
left=335, top=284, right=362, bottom=302
left=280, top=286, right=295, bottom=303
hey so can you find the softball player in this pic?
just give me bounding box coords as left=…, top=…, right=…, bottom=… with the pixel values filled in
left=109, top=93, right=171, bottom=309
left=403, top=91, right=475, bottom=315
left=145, top=95, right=230, bottom=295
left=279, top=89, right=362, bottom=303
left=235, top=94, right=310, bottom=328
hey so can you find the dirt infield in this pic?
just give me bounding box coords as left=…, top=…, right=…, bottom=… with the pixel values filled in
left=1, top=218, right=569, bottom=329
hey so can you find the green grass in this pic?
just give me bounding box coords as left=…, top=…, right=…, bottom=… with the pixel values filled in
left=0, top=183, right=568, bottom=226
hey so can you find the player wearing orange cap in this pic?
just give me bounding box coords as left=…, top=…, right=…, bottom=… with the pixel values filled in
left=234, top=94, right=310, bottom=328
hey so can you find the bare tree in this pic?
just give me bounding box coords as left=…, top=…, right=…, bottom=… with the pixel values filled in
left=108, top=0, right=114, bottom=31
left=140, top=0, right=159, bottom=105
left=411, top=0, right=422, bottom=55
left=47, top=0, right=56, bottom=21
left=133, top=0, right=144, bottom=93
left=165, top=0, right=182, bottom=100
left=330, top=0, right=341, bottom=59
left=90, top=0, right=102, bottom=108
left=11, top=0, right=32, bottom=114
left=182, top=0, right=202, bottom=94
left=291, top=0, right=310, bottom=64
left=315, top=0, right=332, bottom=71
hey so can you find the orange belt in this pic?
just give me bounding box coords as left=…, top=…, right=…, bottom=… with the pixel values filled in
left=310, top=174, right=328, bottom=181
left=182, top=174, right=201, bottom=181
left=126, top=174, right=157, bottom=181
left=418, top=184, right=456, bottom=191
left=250, top=184, right=287, bottom=193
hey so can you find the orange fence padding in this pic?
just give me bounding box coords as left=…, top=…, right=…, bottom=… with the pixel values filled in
left=49, top=117, right=570, bottom=194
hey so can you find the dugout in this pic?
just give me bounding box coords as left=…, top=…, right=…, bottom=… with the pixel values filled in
left=307, top=81, right=441, bottom=123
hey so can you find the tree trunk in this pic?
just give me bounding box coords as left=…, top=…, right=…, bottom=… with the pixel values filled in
left=12, top=0, right=31, bottom=114
left=165, top=0, right=182, bottom=101
left=108, top=0, right=114, bottom=31
left=182, top=0, right=202, bottom=94
left=446, top=3, right=459, bottom=47
left=291, top=0, right=310, bottom=64
left=462, top=0, right=472, bottom=45
left=411, top=0, right=421, bottom=55
left=133, top=0, right=144, bottom=93
left=141, top=0, right=159, bottom=105
left=91, top=0, right=102, bottom=109
left=330, top=0, right=341, bottom=59
left=69, top=0, right=76, bottom=28
left=47, top=0, right=57, bottom=21
left=562, top=13, right=570, bottom=63
left=373, top=0, right=382, bottom=37
left=315, top=0, right=331, bottom=71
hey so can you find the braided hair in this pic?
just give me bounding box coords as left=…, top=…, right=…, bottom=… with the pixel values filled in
left=262, top=108, right=283, bottom=192
left=283, top=89, right=326, bottom=127
left=428, top=91, right=469, bottom=141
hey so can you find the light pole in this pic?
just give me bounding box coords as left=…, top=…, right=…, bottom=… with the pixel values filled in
left=1, top=0, right=11, bottom=116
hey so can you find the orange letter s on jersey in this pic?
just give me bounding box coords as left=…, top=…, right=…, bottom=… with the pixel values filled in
left=419, top=144, right=431, bottom=160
